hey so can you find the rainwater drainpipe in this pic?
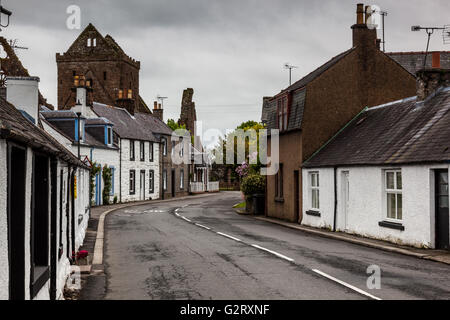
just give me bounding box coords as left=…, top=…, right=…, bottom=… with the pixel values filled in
left=333, top=166, right=338, bottom=232
left=119, top=138, right=122, bottom=203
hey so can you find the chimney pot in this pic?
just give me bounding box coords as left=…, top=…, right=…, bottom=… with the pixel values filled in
left=154, top=101, right=158, bottom=110
left=356, top=3, right=365, bottom=25
left=432, top=52, right=441, bottom=69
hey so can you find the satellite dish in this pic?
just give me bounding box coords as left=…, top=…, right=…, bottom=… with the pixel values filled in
left=366, top=5, right=380, bottom=30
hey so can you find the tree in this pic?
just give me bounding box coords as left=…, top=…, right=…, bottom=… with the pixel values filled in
left=167, top=119, right=186, bottom=131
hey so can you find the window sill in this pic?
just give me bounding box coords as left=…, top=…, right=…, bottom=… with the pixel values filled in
left=275, top=198, right=284, bottom=203
left=379, top=221, right=405, bottom=231
left=306, top=210, right=321, bottom=217
left=31, top=266, right=50, bottom=298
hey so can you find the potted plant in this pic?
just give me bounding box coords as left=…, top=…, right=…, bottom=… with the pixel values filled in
left=240, top=173, right=266, bottom=215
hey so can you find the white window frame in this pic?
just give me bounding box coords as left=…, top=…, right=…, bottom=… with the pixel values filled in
left=309, top=172, right=320, bottom=211
left=385, top=170, right=403, bottom=221
left=129, top=170, right=136, bottom=195
left=180, top=169, right=184, bottom=189
left=163, top=170, right=167, bottom=191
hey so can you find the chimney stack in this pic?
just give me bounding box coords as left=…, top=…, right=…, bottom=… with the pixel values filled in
left=153, top=100, right=164, bottom=121
left=72, top=75, right=93, bottom=116
left=352, top=3, right=378, bottom=49
left=6, top=76, right=40, bottom=125
left=416, top=69, right=450, bottom=101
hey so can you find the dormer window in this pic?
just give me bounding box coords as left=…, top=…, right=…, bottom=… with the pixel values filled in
left=277, top=96, right=288, bottom=131
left=106, top=127, right=113, bottom=146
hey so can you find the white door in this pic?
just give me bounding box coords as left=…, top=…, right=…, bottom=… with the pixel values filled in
left=140, top=171, right=145, bottom=200
left=341, top=171, right=350, bottom=231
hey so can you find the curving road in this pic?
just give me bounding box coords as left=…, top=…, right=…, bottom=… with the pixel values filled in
left=83, top=192, right=450, bottom=300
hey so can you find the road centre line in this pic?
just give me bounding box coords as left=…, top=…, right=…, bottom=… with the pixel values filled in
left=312, top=269, right=382, bottom=300
left=251, top=244, right=295, bottom=262
left=216, top=232, right=242, bottom=242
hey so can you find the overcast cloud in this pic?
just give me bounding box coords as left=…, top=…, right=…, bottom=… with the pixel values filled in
left=1, top=0, right=449, bottom=146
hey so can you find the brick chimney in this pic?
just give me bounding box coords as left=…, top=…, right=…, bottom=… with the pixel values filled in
left=153, top=101, right=164, bottom=121
left=416, top=69, right=450, bottom=101
left=351, top=3, right=378, bottom=49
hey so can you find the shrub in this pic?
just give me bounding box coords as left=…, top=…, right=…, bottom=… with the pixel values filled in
left=240, top=174, right=266, bottom=196
left=102, top=165, right=112, bottom=205
left=90, top=163, right=101, bottom=205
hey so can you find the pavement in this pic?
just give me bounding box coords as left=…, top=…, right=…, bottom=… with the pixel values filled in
left=79, top=191, right=450, bottom=300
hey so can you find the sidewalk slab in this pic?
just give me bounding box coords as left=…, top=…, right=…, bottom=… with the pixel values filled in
left=253, top=216, right=450, bottom=266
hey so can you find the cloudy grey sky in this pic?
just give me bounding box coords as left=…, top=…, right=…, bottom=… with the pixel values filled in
left=1, top=0, right=449, bottom=143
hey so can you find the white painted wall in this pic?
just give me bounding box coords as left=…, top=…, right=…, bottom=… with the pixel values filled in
left=302, top=164, right=450, bottom=248
left=120, top=139, right=160, bottom=203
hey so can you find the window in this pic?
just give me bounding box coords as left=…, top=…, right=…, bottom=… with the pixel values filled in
left=172, top=141, right=176, bottom=157
left=309, top=172, right=320, bottom=210
left=275, top=164, right=284, bottom=199
left=106, top=127, right=113, bottom=146
left=163, top=170, right=167, bottom=191
left=104, top=71, right=107, bottom=81
left=180, top=169, right=184, bottom=189
left=140, top=141, right=145, bottom=161
left=277, top=96, right=288, bottom=131
left=162, top=138, right=167, bottom=156
left=149, top=142, right=154, bottom=162
left=130, top=140, right=135, bottom=161
left=93, top=38, right=97, bottom=47
left=386, top=170, right=402, bottom=220
left=87, top=38, right=91, bottom=47
left=129, top=170, right=136, bottom=195
left=149, top=170, right=155, bottom=193
left=110, top=167, right=115, bottom=195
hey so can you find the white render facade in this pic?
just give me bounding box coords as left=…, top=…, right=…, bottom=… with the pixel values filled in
left=120, top=138, right=160, bottom=203
left=302, top=165, right=450, bottom=249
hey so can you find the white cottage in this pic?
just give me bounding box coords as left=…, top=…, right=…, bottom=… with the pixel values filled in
left=0, top=77, right=90, bottom=300
left=302, top=69, right=450, bottom=250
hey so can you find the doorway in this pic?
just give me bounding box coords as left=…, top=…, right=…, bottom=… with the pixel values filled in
left=294, top=170, right=300, bottom=223
left=140, top=170, right=146, bottom=200
left=7, top=144, right=27, bottom=300
left=435, top=170, right=449, bottom=250
left=171, top=169, right=176, bottom=198
left=341, top=171, right=350, bottom=231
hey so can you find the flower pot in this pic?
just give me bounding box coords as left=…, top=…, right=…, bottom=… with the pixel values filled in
left=252, top=194, right=265, bottom=215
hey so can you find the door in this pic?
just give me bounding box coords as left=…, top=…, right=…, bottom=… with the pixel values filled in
left=436, top=170, right=449, bottom=250
left=171, top=169, right=176, bottom=197
left=7, top=144, right=27, bottom=300
left=294, top=170, right=300, bottom=223
left=140, top=170, right=145, bottom=200
left=341, top=171, right=350, bottom=231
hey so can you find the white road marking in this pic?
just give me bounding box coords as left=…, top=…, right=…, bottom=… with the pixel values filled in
left=312, top=269, right=382, bottom=301
left=181, top=216, right=192, bottom=223
left=217, top=232, right=242, bottom=242
left=195, top=223, right=211, bottom=230
left=175, top=212, right=180, bottom=217
left=251, top=244, right=295, bottom=262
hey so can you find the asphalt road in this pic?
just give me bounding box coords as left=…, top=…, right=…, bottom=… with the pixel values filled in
left=92, top=192, right=450, bottom=300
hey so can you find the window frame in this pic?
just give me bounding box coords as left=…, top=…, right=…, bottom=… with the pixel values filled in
left=149, top=170, right=155, bottom=194
left=385, top=170, right=403, bottom=221
left=309, top=172, right=320, bottom=211
left=130, top=140, right=135, bottom=161
left=129, top=170, right=136, bottom=195
left=149, top=142, right=154, bottom=162
left=275, top=164, right=284, bottom=200
left=140, top=141, right=145, bottom=162
left=161, top=138, right=167, bottom=157
left=163, top=169, right=167, bottom=191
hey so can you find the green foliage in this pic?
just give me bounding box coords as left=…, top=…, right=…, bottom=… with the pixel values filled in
left=240, top=174, right=266, bottom=196
left=113, top=196, right=118, bottom=204
left=102, top=165, right=112, bottom=205
left=90, top=162, right=102, bottom=205
left=167, top=119, right=186, bottom=131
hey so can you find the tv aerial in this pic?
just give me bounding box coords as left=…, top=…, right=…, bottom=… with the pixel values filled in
left=411, top=25, right=448, bottom=68
left=284, top=63, right=298, bottom=86
left=156, top=95, right=168, bottom=108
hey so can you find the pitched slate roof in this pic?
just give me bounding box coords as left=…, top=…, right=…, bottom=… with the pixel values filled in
left=134, top=112, right=173, bottom=136
left=0, top=97, right=86, bottom=167
left=303, top=86, right=450, bottom=168
left=265, top=48, right=355, bottom=132
left=387, top=51, right=450, bottom=75
left=92, top=103, right=161, bottom=141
